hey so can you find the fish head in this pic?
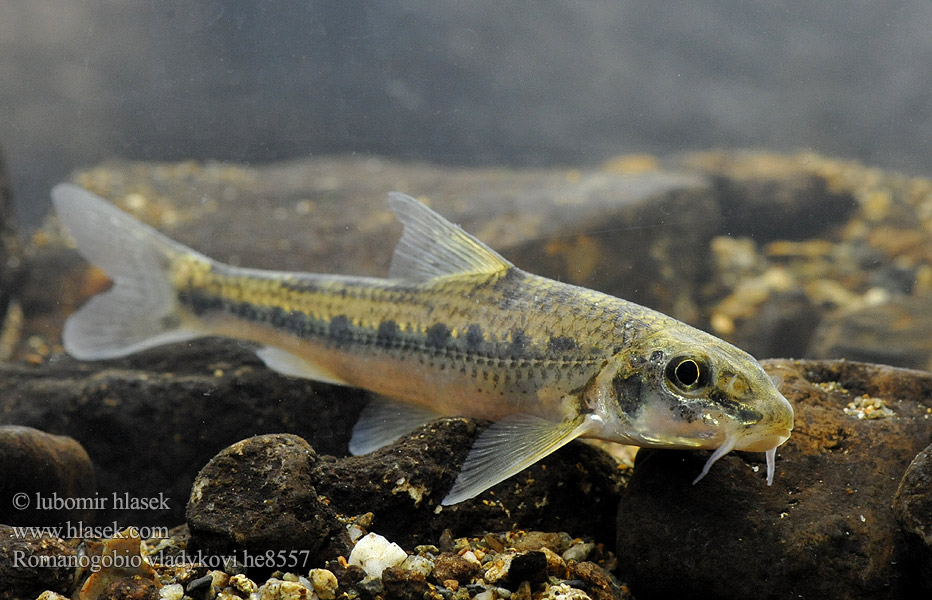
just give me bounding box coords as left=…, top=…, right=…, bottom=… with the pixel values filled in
left=587, top=329, right=794, bottom=484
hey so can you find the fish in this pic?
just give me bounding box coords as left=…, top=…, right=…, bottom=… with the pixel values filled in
left=52, top=183, right=794, bottom=505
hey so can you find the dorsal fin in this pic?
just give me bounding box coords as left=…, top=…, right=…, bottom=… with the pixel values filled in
left=387, top=193, right=513, bottom=282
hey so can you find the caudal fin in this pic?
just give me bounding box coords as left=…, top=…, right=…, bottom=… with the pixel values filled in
left=52, top=184, right=203, bottom=359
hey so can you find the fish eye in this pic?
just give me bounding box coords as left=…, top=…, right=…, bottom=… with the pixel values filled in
left=665, top=356, right=710, bottom=392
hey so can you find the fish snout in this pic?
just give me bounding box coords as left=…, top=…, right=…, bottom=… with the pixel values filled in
left=737, top=391, right=794, bottom=452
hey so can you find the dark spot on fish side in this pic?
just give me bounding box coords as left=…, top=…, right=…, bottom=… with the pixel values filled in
left=465, top=324, right=484, bottom=352
left=329, top=315, right=353, bottom=347
left=650, top=350, right=665, bottom=363
left=376, top=320, right=399, bottom=347
left=425, top=323, right=451, bottom=348
left=509, top=329, right=529, bottom=357
left=548, top=335, right=577, bottom=353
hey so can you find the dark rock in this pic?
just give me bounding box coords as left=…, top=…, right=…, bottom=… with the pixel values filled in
left=0, top=425, right=96, bottom=526
left=324, top=560, right=368, bottom=597
left=699, top=159, right=858, bottom=241
left=381, top=566, right=431, bottom=600
left=503, top=551, right=548, bottom=588
left=186, top=434, right=351, bottom=568
left=0, top=343, right=365, bottom=526
left=0, top=525, right=74, bottom=600
left=617, top=359, right=932, bottom=600
left=571, top=561, right=631, bottom=600
left=311, top=418, right=623, bottom=548
left=893, top=443, right=932, bottom=587
left=808, top=295, right=932, bottom=370
left=0, top=147, right=24, bottom=362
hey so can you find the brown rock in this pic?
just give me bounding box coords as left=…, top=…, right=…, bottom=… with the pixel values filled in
left=571, top=561, right=631, bottom=600
left=0, top=343, right=365, bottom=526
left=311, top=418, right=623, bottom=549
left=0, top=425, right=95, bottom=526
left=808, top=295, right=932, bottom=370
left=186, top=434, right=351, bottom=566
left=616, top=359, right=932, bottom=600
left=381, top=566, right=431, bottom=600
left=893, top=442, right=932, bottom=587
left=96, top=577, right=160, bottom=600
left=0, top=525, right=74, bottom=600
left=430, top=552, right=481, bottom=584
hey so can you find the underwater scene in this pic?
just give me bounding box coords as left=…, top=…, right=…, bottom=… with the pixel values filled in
left=1, top=3, right=932, bottom=599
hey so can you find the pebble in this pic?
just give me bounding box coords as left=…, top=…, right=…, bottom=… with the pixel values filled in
left=308, top=568, right=338, bottom=600
left=254, top=579, right=313, bottom=600
left=562, top=541, right=594, bottom=563
left=347, top=532, right=408, bottom=578
left=158, top=584, right=184, bottom=600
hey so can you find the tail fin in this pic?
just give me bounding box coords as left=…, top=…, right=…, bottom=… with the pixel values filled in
left=51, top=184, right=204, bottom=359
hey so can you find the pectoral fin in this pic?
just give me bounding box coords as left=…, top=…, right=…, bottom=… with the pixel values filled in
left=441, top=415, right=592, bottom=505
left=349, top=397, right=443, bottom=455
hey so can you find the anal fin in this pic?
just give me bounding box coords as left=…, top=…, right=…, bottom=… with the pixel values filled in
left=255, top=346, right=348, bottom=386
left=349, top=397, right=443, bottom=455
left=441, top=414, right=593, bottom=505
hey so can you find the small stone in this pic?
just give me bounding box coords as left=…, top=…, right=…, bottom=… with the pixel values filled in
left=562, top=542, right=595, bottom=563
left=511, top=531, right=572, bottom=554
left=382, top=565, right=432, bottom=600
left=483, top=553, right=513, bottom=584
left=431, top=553, right=481, bottom=583
left=505, top=551, right=548, bottom=588
left=228, top=573, right=258, bottom=595
left=308, top=568, right=338, bottom=600
left=400, top=554, right=435, bottom=577
left=158, top=584, right=184, bottom=600
left=97, top=577, right=161, bottom=600
left=347, top=532, right=408, bottom=579
left=255, top=579, right=312, bottom=600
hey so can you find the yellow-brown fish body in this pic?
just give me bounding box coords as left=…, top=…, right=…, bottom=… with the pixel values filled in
left=53, top=184, right=794, bottom=504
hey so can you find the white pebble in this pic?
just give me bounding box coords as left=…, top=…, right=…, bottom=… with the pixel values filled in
left=159, top=584, right=184, bottom=600
left=348, top=532, right=408, bottom=578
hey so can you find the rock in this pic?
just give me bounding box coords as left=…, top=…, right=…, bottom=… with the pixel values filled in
left=0, top=146, right=23, bottom=361
left=0, top=425, right=96, bottom=526
left=808, top=295, right=932, bottom=370
left=0, top=343, right=365, bottom=526
left=310, top=418, right=623, bottom=549
left=380, top=565, right=431, bottom=600
left=185, top=434, right=351, bottom=566
left=616, top=359, right=932, bottom=600
left=893, top=443, right=932, bottom=587
left=347, top=532, right=407, bottom=579
left=430, top=552, right=481, bottom=584
left=95, top=578, right=160, bottom=600
left=0, top=525, right=74, bottom=600
left=680, top=150, right=859, bottom=241
left=501, top=551, right=548, bottom=588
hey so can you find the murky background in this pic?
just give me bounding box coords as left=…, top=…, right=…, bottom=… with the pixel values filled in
left=2, top=1, right=932, bottom=223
